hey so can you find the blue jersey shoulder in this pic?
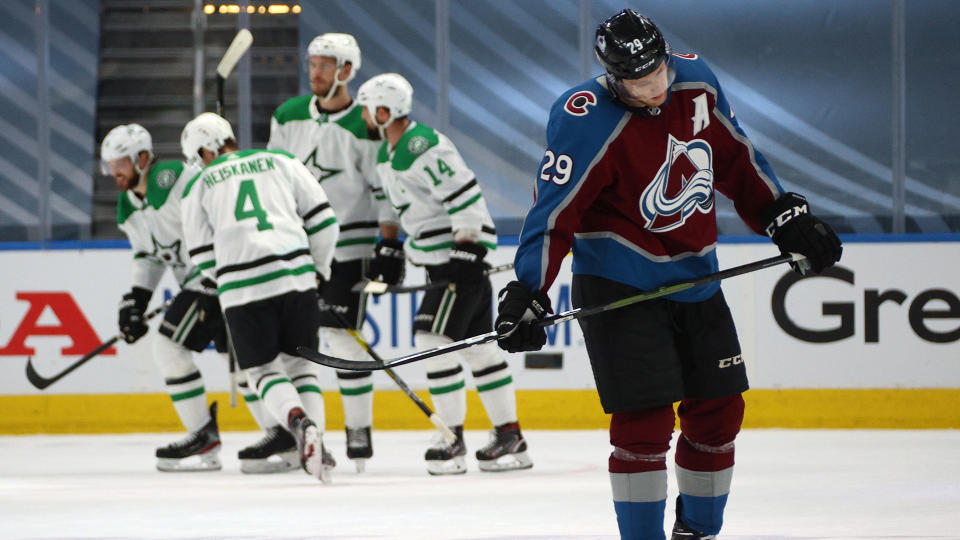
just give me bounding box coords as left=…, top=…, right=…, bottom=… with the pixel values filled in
left=546, top=78, right=626, bottom=161
left=669, top=53, right=720, bottom=90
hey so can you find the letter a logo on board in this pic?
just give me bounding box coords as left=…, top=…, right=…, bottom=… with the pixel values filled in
left=0, top=292, right=114, bottom=356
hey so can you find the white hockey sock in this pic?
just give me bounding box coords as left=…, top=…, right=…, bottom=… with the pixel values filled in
left=245, top=357, right=306, bottom=429
left=282, top=355, right=325, bottom=433
left=462, top=341, right=518, bottom=427
left=238, top=378, right=277, bottom=429
left=417, top=332, right=466, bottom=428
left=153, top=334, right=209, bottom=432
left=322, top=327, right=373, bottom=429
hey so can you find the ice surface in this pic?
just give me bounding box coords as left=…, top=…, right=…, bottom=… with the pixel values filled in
left=1, top=429, right=957, bottom=539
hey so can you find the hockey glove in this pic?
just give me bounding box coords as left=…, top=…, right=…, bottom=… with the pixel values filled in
left=447, top=242, right=488, bottom=289
left=196, top=278, right=222, bottom=326
left=761, top=192, right=842, bottom=275
left=118, top=287, right=152, bottom=343
left=495, top=281, right=552, bottom=353
left=366, top=238, right=406, bottom=286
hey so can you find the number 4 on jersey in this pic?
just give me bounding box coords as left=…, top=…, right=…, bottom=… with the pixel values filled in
left=235, top=179, right=273, bottom=231
left=424, top=158, right=455, bottom=186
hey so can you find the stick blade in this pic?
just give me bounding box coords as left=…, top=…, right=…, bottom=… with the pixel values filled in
left=25, top=358, right=55, bottom=390
left=216, top=28, right=253, bottom=79
left=296, top=346, right=387, bottom=371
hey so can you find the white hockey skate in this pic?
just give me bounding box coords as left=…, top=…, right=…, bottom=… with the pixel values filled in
left=425, top=425, right=466, bottom=475
left=346, top=426, right=373, bottom=473
left=155, top=402, right=222, bottom=472
left=238, top=425, right=299, bottom=474
left=290, top=410, right=335, bottom=483
left=475, top=422, right=533, bottom=472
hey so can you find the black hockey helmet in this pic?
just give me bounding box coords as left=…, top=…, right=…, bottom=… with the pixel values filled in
left=595, top=9, right=670, bottom=79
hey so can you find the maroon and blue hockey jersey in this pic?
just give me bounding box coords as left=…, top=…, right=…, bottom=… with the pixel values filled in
left=515, top=54, right=784, bottom=302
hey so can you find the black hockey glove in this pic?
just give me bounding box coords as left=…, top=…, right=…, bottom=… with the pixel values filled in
left=495, top=281, right=552, bottom=353
left=760, top=192, right=842, bottom=275
left=366, top=238, right=406, bottom=286
left=196, top=278, right=222, bottom=326
left=118, top=287, right=152, bottom=343
left=447, top=242, right=487, bottom=289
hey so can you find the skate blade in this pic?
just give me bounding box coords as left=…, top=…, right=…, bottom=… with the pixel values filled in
left=240, top=451, right=299, bottom=474
left=426, top=456, right=467, bottom=476
left=351, top=458, right=367, bottom=473
left=477, top=451, right=533, bottom=472
left=156, top=452, right=222, bottom=472
left=319, top=462, right=334, bottom=484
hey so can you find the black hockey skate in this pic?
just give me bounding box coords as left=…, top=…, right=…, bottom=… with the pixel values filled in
left=238, top=425, right=298, bottom=474
left=155, top=401, right=221, bottom=472
left=346, top=426, right=373, bottom=473
left=288, top=408, right=335, bottom=483
left=671, top=497, right=717, bottom=539
left=425, top=425, right=466, bottom=475
left=475, top=421, right=533, bottom=472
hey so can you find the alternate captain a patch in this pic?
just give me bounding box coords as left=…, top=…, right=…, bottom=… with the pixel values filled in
left=564, top=91, right=597, bottom=116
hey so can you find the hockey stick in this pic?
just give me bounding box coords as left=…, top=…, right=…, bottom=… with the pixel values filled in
left=216, top=28, right=253, bottom=117
left=25, top=301, right=171, bottom=390
left=327, top=310, right=457, bottom=444
left=351, top=263, right=515, bottom=295
left=298, top=252, right=804, bottom=371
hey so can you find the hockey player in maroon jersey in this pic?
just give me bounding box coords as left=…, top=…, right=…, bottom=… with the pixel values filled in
left=496, top=9, right=841, bottom=540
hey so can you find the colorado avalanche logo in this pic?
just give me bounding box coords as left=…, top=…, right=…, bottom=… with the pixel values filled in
left=639, top=135, right=715, bottom=232
left=564, top=91, right=597, bottom=116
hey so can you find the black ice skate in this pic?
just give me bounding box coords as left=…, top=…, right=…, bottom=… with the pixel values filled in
left=238, top=425, right=298, bottom=474
left=155, top=401, right=222, bottom=472
left=425, top=425, right=466, bottom=475
left=671, top=497, right=717, bottom=540
left=346, top=426, right=373, bottom=473
left=475, top=421, right=533, bottom=472
left=288, top=408, right=335, bottom=483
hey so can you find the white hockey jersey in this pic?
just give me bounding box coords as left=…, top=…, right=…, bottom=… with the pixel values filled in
left=117, top=160, right=204, bottom=293
left=180, top=149, right=339, bottom=310
left=268, top=95, right=395, bottom=262
left=373, top=122, right=497, bottom=266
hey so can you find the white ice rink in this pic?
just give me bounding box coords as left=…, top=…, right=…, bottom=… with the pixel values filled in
left=2, top=429, right=958, bottom=539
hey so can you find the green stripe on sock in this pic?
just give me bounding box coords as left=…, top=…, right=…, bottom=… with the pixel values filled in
left=260, top=377, right=291, bottom=399
left=429, top=380, right=465, bottom=395
left=170, top=386, right=205, bottom=402
left=296, top=384, right=323, bottom=394
left=340, top=384, right=374, bottom=396
left=476, top=376, right=513, bottom=393
left=243, top=394, right=259, bottom=402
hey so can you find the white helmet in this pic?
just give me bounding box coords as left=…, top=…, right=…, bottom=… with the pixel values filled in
left=357, top=73, right=413, bottom=131
left=180, top=112, right=235, bottom=168
left=100, top=123, right=153, bottom=175
left=308, top=33, right=361, bottom=100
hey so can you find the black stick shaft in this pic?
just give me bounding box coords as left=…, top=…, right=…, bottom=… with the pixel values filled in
left=25, top=302, right=169, bottom=390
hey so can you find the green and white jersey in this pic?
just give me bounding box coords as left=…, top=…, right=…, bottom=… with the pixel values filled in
left=268, top=95, right=394, bottom=262
left=180, top=149, right=339, bottom=310
left=117, top=160, right=203, bottom=293
left=374, top=122, right=497, bottom=266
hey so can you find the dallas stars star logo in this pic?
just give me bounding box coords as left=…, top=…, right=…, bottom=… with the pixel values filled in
left=150, top=235, right=185, bottom=268
left=303, top=147, right=342, bottom=183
